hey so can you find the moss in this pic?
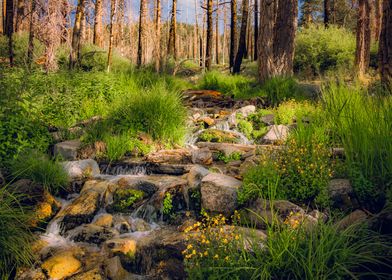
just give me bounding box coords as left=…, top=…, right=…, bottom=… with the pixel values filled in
left=237, top=120, right=253, bottom=139
left=112, top=189, right=145, bottom=212
left=198, top=129, right=239, bottom=143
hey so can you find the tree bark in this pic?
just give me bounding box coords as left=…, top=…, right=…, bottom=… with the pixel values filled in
left=324, top=0, right=330, bottom=27
left=107, top=0, right=117, bottom=72
left=15, top=0, right=25, bottom=32
left=258, top=0, right=275, bottom=82
left=93, top=0, right=103, bottom=47
left=229, top=0, right=238, bottom=69
left=379, top=0, right=392, bottom=87
left=373, top=0, right=382, bottom=41
left=205, top=0, right=213, bottom=70
left=254, top=0, right=259, bottom=60
left=168, top=0, right=177, bottom=59
left=69, top=0, right=85, bottom=69
left=137, top=0, right=147, bottom=67
left=154, top=0, right=161, bottom=72
left=0, top=0, right=3, bottom=34
left=233, top=0, right=249, bottom=73
left=27, top=0, right=36, bottom=69
left=215, top=0, right=219, bottom=65
left=5, top=0, right=13, bottom=66
left=355, top=0, right=372, bottom=77
left=193, top=0, right=199, bottom=63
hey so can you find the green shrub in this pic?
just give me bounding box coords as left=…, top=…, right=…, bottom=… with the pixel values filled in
left=216, top=151, right=242, bottom=164
left=0, top=186, right=34, bottom=278
left=163, top=192, right=174, bottom=216
left=261, top=76, right=303, bottom=106
left=273, top=99, right=320, bottom=125
left=237, top=120, right=253, bottom=139
left=112, top=189, right=145, bottom=212
left=8, top=150, right=69, bottom=194
left=103, top=133, right=133, bottom=162
left=295, top=24, right=356, bottom=76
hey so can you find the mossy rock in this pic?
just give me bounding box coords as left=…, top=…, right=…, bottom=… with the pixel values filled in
left=112, top=189, right=145, bottom=212
left=197, top=129, right=240, bottom=143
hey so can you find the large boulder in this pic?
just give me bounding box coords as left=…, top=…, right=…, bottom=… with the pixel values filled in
left=191, top=147, right=213, bottom=165
left=67, top=224, right=118, bottom=244
left=328, top=179, right=358, bottom=210
left=41, top=251, right=81, bottom=280
left=54, top=140, right=82, bottom=160
left=61, top=159, right=100, bottom=180
left=262, top=125, right=289, bottom=144
left=184, top=165, right=209, bottom=209
left=201, top=173, right=241, bottom=215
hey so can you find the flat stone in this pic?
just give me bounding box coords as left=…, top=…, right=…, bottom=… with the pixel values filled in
left=61, top=159, right=100, bottom=180
left=54, top=140, right=81, bottom=160
left=145, top=149, right=192, bottom=164
left=191, top=147, right=213, bottom=165
left=41, top=251, right=81, bottom=280
left=201, top=173, right=241, bottom=215
left=262, top=125, right=289, bottom=144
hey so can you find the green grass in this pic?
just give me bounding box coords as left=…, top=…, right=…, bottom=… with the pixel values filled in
left=0, top=186, right=35, bottom=278
left=8, top=150, right=69, bottom=194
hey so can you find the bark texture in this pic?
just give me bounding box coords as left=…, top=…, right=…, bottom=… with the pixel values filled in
left=27, top=0, right=36, bottom=69
left=107, top=0, right=117, bottom=72
left=229, top=0, right=238, bottom=69
left=70, top=0, right=85, bottom=69
left=93, top=0, right=103, bottom=47
left=137, top=0, right=147, bottom=67
left=205, top=0, right=213, bottom=70
left=254, top=0, right=259, bottom=60
left=168, top=0, right=177, bottom=59
left=379, top=0, right=392, bottom=87
left=233, top=0, right=249, bottom=73
left=355, top=0, right=372, bottom=77
left=324, top=0, right=330, bottom=27
left=154, top=0, right=161, bottom=72
left=5, top=0, right=14, bottom=66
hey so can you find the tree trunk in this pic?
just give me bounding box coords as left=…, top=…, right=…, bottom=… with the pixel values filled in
left=193, top=0, right=199, bottom=63
left=379, top=0, right=392, bottom=87
left=254, top=0, right=258, bottom=60
left=15, top=0, right=25, bottom=32
left=223, top=4, right=227, bottom=64
left=107, top=0, right=117, bottom=72
left=324, top=0, right=330, bottom=27
left=137, top=0, right=147, bottom=67
left=355, top=0, right=371, bottom=77
left=215, top=0, right=219, bottom=65
left=0, top=0, right=3, bottom=34
left=69, top=0, right=85, bottom=69
left=27, top=0, right=36, bottom=69
left=233, top=0, right=249, bottom=73
left=154, top=0, right=161, bottom=72
left=273, top=0, right=297, bottom=76
left=230, top=0, right=238, bottom=69
left=168, top=0, right=177, bottom=59
left=258, top=0, right=275, bottom=82
left=373, top=0, right=382, bottom=41
left=93, top=0, right=103, bottom=47
left=205, top=0, right=213, bottom=70
left=5, top=0, right=13, bottom=66
left=60, top=0, right=69, bottom=44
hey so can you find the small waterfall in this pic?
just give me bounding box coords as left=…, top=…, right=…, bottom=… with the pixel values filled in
left=101, top=163, right=148, bottom=176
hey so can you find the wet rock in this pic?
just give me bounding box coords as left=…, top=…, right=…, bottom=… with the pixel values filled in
left=59, top=190, right=100, bottom=231
left=196, top=142, right=255, bottom=156
left=82, top=180, right=113, bottom=195
left=146, top=149, right=192, bottom=164
left=197, top=129, right=241, bottom=144
left=67, top=224, right=118, bottom=244
left=41, top=251, right=81, bottom=280
left=201, top=173, right=241, bottom=215
left=104, top=256, right=131, bottom=280
left=262, top=125, right=289, bottom=144
left=336, top=209, right=368, bottom=230
left=199, top=116, right=215, bottom=127
left=15, top=268, right=46, bottom=280
left=261, top=114, right=275, bottom=126
left=69, top=268, right=104, bottom=280
left=61, top=159, right=100, bottom=180
left=191, top=147, right=213, bottom=165
left=93, top=213, right=113, bottom=227
left=54, top=140, right=82, bottom=160
left=104, top=238, right=137, bottom=257
left=328, top=179, right=358, bottom=210
left=236, top=105, right=256, bottom=118
left=130, top=218, right=152, bottom=232
left=184, top=165, right=209, bottom=209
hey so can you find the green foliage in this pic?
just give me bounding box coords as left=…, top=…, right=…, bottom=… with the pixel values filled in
left=216, top=152, right=242, bottom=164
left=112, top=189, right=145, bottom=212
left=261, top=76, right=303, bottom=106
left=198, top=129, right=239, bottom=143
left=103, top=133, right=133, bottom=162
left=295, top=24, right=356, bottom=76
left=273, top=99, right=320, bottom=125
left=8, top=150, right=69, bottom=194
left=237, top=120, right=253, bottom=139
left=0, top=186, right=34, bottom=278
left=322, top=83, right=392, bottom=209
left=163, top=192, right=173, bottom=216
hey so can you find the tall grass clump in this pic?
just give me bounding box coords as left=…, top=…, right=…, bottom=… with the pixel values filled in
left=295, top=24, right=356, bottom=77
left=0, top=186, right=34, bottom=278
left=322, top=83, right=392, bottom=208
left=261, top=76, right=303, bottom=106
left=8, top=150, right=69, bottom=194
left=109, top=82, right=187, bottom=144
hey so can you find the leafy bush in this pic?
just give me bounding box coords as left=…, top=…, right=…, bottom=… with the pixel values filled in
left=0, top=186, right=34, bottom=278
left=273, top=99, right=320, bottom=125
left=322, top=83, right=392, bottom=209
left=184, top=209, right=391, bottom=279
left=8, top=150, right=69, bottom=194
left=295, top=24, right=356, bottom=76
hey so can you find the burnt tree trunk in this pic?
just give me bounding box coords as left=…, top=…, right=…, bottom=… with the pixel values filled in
left=229, top=0, right=238, bottom=69
left=93, top=0, right=103, bottom=47
left=215, top=0, right=219, bottom=65
left=137, top=0, right=147, bottom=67
left=154, top=0, right=161, bottom=72
left=233, top=0, right=249, bottom=73
left=254, top=0, right=258, bottom=60
left=27, top=0, right=36, bottom=69
left=324, top=0, right=330, bottom=27
left=205, top=0, right=213, bottom=70
left=355, top=0, right=372, bottom=77
left=168, top=0, right=177, bottom=59
left=107, top=0, right=117, bottom=72
left=5, top=0, right=13, bottom=66
left=69, top=0, right=85, bottom=69
left=379, top=0, right=392, bottom=87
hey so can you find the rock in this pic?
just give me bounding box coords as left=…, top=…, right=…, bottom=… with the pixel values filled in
left=196, top=142, right=255, bottom=156
left=61, top=159, right=100, bottom=180
left=184, top=165, right=210, bottom=210
left=59, top=190, right=100, bottom=231
left=201, top=173, right=241, bottom=215
left=191, top=147, right=213, bottom=165
left=262, top=125, right=290, bottom=144
left=371, top=206, right=392, bottom=234
left=93, top=213, right=113, bottom=228
left=308, top=210, right=328, bottom=222
left=336, top=210, right=368, bottom=230
left=328, top=179, right=358, bottom=210
left=82, top=180, right=113, bottom=195
left=67, top=224, right=118, bottom=244
left=199, top=116, right=215, bottom=127
left=146, top=149, right=192, bottom=164
left=236, top=105, right=256, bottom=118
left=54, top=140, right=82, bottom=160
left=15, top=268, right=46, bottom=280
left=41, top=251, right=81, bottom=280
left=130, top=218, right=151, bottom=232
left=182, top=89, right=224, bottom=101
left=261, top=114, right=275, bottom=126
left=198, top=129, right=241, bottom=144
left=69, top=268, right=104, bottom=280
left=331, top=147, right=345, bottom=158
left=104, top=256, right=130, bottom=280
left=104, top=238, right=137, bottom=257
